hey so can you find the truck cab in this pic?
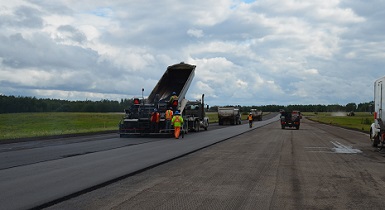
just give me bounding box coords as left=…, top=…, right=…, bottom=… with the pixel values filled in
left=183, top=94, right=209, bottom=132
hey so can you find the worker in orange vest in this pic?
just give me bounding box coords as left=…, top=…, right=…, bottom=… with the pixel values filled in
left=248, top=113, right=253, bottom=128
left=150, top=108, right=160, bottom=133
left=165, top=107, right=173, bottom=131
left=171, top=111, right=184, bottom=139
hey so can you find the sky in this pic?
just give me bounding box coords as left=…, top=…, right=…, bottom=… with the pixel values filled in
left=0, top=0, right=384, bottom=106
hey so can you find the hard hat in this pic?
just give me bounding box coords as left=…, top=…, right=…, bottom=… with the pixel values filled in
left=169, top=107, right=173, bottom=109
left=172, top=92, right=176, bottom=95
left=175, top=111, right=180, bottom=115
left=154, top=108, right=157, bottom=112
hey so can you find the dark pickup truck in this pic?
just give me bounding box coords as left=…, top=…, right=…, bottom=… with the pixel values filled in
left=280, top=110, right=301, bottom=130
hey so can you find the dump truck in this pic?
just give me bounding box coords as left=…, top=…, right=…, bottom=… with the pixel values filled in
left=250, top=109, right=263, bottom=121
left=119, top=62, right=195, bottom=137
left=218, top=107, right=241, bottom=125
left=183, top=94, right=209, bottom=132
left=370, top=75, right=385, bottom=148
left=280, top=110, right=301, bottom=129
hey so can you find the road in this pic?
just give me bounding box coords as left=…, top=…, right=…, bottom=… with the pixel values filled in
left=2, top=114, right=385, bottom=209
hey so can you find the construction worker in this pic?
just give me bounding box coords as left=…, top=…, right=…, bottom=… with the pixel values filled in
left=171, top=110, right=184, bottom=139
left=248, top=113, right=253, bottom=128
left=150, top=108, right=160, bottom=133
left=168, top=92, right=178, bottom=110
left=165, top=107, right=173, bottom=131
left=169, top=92, right=178, bottom=103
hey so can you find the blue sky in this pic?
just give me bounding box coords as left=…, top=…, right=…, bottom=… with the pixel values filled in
left=0, top=0, right=384, bottom=106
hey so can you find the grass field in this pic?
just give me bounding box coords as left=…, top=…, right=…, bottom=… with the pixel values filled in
left=303, top=112, right=373, bottom=133
left=0, top=111, right=373, bottom=141
left=0, top=112, right=123, bottom=140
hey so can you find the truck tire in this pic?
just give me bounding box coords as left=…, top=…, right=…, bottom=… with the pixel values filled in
left=370, top=128, right=379, bottom=147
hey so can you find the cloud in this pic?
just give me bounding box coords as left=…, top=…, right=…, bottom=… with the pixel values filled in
left=0, top=0, right=384, bottom=106
left=187, top=29, right=204, bottom=38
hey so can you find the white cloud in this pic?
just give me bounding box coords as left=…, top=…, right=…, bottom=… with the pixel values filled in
left=187, top=29, right=204, bottom=38
left=0, top=0, right=384, bottom=106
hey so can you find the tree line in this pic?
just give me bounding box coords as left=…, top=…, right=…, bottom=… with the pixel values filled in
left=0, top=95, right=133, bottom=114
left=209, top=102, right=373, bottom=113
left=0, top=95, right=373, bottom=114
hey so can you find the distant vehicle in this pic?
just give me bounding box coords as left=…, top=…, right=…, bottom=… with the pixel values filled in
left=218, top=107, right=242, bottom=125
left=250, top=109, right=263, bottom=121
left=280, top=110, right=301, bottom=129
left=347, top=111, right=355, bottom=116
left=370, top=76, right=385, bottom=148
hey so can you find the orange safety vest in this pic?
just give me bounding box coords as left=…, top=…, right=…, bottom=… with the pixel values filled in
left=248, top=115, right=253, bottom=121
left=165, top=110, right=173, bottom=120
left=151, top=112, right=160, bottom=122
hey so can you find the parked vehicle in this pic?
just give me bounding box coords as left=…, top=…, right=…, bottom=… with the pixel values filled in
left=370, top=75, right=385, bottom=148
left=280, top=110, right=301, bottom=129
left=183, top=94, right=209, bottom=132
left=250, top=109, right=263, bottom=121
left=218, top=107, right=241, bottom=125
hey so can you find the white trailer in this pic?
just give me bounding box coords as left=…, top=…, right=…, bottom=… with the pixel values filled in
left=370, top=76, right=385, bottom=148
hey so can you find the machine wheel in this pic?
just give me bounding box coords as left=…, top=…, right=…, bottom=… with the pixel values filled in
left=204, top=120, right=208, bottom=130
left=370, top=128, right=379, bottom=147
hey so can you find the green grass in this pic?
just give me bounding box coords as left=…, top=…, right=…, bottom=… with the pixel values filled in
left=207, top=112, right=218, bottom=123
left=303, top=112, right=373, bottom=133
left=0, top=112, right=123, bottom=140
left=2, top=111, right=371, bottom=141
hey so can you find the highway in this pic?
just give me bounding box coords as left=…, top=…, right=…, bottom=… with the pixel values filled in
left=2, top=114, right=385, bottom=209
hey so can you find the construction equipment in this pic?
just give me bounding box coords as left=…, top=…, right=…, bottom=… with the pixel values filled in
left=218, top=107, right=242, bottom=125
left=250, top=109, right=263, bottom=121
left=183, top=94, right=209, bottom=132
left=119, top=62, right=195, bottom=137
left=370, top=75, right=385, bottom=148
left=280, top=110, right=301, bottom=129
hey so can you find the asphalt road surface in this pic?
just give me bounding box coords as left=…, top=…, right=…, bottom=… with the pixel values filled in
left=48, top=118, right=385, bottom=210
left=2, top=115, right=385, bottom=209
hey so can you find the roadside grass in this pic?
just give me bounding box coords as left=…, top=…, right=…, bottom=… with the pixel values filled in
left=0, top=112, right=124, bottom=140
left=3, top=111, right=371, bottom=141
left=303, top=112, right=373, bottom=133
left=207, top=112, right=219, bottom=123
